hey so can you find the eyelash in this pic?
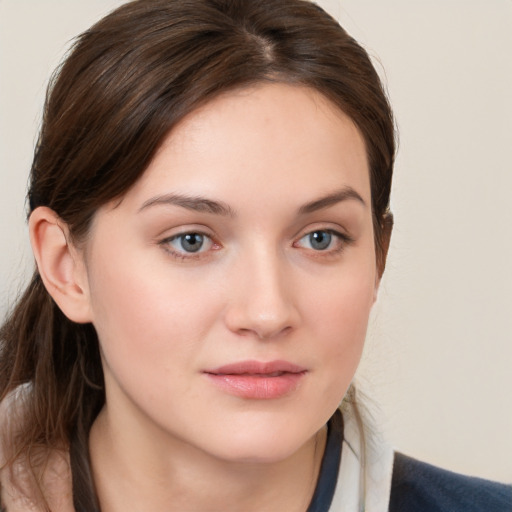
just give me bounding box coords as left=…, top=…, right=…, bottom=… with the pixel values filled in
left=159, top=228, right=354, bottom=261
left=159, top=231, right=219, bottom=260
left=293, top=229, right=354, bottom=256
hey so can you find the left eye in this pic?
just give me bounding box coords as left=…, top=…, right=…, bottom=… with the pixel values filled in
left=166, top=233, right=211, bottom=254
left=296, top=230, right=338, bottom=251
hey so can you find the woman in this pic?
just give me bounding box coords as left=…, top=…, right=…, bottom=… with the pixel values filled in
left=0, top=1, right=510, bottom=511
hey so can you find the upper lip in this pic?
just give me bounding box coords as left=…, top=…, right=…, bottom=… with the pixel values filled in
left=205, top=360, right=307, bottom=376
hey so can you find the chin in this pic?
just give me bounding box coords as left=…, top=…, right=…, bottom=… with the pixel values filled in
left=202, top=420, right=320, bottom=465
left=214, top=442, right=302, bottom=465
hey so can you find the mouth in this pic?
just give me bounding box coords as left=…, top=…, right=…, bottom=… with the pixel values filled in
left=204, top=360, right=307, bottom=399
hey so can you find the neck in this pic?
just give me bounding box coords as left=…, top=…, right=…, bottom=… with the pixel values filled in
left=88, top=406, right=327, bottom=512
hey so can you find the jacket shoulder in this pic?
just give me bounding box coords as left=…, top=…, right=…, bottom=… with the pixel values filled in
left=389, top=452, right=512, bottom=512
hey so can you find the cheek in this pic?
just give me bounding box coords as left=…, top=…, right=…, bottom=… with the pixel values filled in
left=85, top=245, right=220, bottom=382
left=304, top=258, right=376, bottom=392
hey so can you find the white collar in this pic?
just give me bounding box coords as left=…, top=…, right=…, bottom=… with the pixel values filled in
left=329, top=403, right=394, bottom=512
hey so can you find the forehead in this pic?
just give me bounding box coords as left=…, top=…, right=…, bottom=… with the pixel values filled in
left=117, top=83, right=370, bottom=212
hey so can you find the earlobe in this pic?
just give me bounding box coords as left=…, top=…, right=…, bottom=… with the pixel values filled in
left=29, top=207, right=93, bottom=323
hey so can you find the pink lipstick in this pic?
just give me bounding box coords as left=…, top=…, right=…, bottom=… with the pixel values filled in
left=204, top=360, right=307, bottom=399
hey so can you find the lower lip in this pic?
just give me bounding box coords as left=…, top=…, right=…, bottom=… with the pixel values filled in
left=205, top=372, right=306, bottom=399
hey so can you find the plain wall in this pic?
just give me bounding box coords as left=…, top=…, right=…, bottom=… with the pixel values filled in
left=1, top=0, right=511, bottom=483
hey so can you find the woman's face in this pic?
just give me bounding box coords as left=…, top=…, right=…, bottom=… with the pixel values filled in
left=82, top=83, right=378, bottom=463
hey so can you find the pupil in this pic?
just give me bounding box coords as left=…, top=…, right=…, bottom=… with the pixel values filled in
left=310, top=231, right=331, bottom=250
left=181, top=234, right=203, bottom=252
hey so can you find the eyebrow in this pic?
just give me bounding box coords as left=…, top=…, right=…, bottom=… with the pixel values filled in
left=138, top=193, right=236, bottom=216
left=298, top=187, right=366, bottom=214
left=138, top=186, right=366, bottom=217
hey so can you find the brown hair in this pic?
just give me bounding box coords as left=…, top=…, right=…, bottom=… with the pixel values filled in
left=0, top=0, right=395, bottom=508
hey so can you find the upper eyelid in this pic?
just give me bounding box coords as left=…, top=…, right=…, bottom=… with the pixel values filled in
left=162, top=231, right=216, bottom=249
left=294, top=223, right=352, bottom=240
left=166, top=230, right=212, bottom=240
left=158, top=225, right=216, bottom=240
left=295, top=229, right=347, bottom=244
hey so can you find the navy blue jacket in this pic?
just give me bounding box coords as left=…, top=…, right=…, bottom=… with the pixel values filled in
left=307, top=410, right=512, bottom=512
left=389, top=452, right=512, bottom=512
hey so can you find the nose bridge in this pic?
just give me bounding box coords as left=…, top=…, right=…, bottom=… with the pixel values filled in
left=225, top=242, right=298, bottom=339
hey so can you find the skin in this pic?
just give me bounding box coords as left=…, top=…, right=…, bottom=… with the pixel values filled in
left=28, top=83, right=383, bottom=511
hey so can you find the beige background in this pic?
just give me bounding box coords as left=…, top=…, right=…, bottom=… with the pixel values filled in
left=1, top=0, right=511, bottom=483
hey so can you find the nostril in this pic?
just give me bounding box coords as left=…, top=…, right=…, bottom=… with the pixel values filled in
left=258, top=325, right=293, bottom=340
left=236, top=323, right=293, bottom=340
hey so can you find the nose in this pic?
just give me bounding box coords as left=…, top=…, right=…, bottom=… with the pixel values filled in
left=223, top=249, right=300, bottom=340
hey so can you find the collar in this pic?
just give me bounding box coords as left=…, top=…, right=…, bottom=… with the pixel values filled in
left=330, top=402, right=394, bottom=512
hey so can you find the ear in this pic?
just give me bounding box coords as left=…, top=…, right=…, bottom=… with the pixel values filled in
left=374, top=211, right=393, bottom=302
left=29, top=207, right=93, bottom=323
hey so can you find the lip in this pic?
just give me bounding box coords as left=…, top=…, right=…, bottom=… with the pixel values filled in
left=204, top=360, right=307, bottom=399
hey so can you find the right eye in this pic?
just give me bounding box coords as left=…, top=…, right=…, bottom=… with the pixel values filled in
left=161, top=232, right=215, bottom=258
